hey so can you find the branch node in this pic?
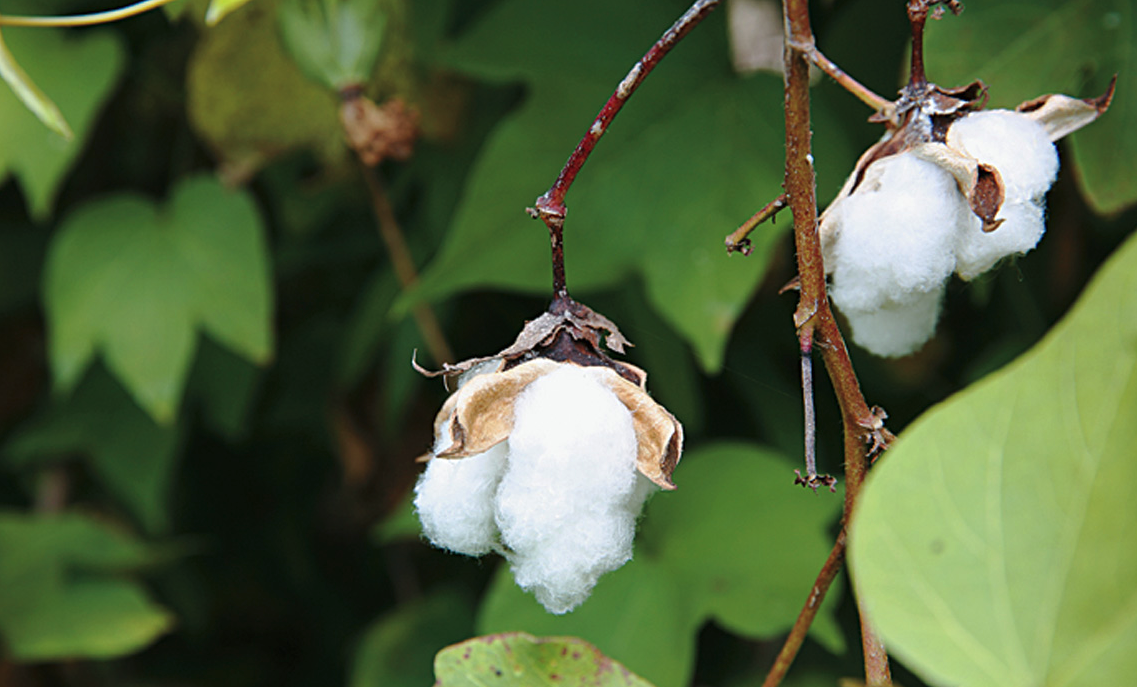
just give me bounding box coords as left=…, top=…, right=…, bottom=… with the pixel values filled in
left=794, top=469, right=838, bottom=493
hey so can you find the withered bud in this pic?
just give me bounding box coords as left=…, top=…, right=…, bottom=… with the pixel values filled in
left=339, top=93, right=420, bottom=166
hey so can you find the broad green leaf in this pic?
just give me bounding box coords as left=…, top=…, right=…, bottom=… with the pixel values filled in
left=187, top=0, right=345, bottom=175
left=4, top=365, right=181, bottom=533
left=478, top=443, right=844, bottom=687
left=44, top=175, right=273, bottom=424
left=350, top=591, right=474, bottom=687
left=206, top=0, right=255, bottom=25
left=0, top=512, right=173, bottom=660
left=185, top=336, right=262, bottom=440
left=404, top=0, right=854, bottom=372
left=849, top=230, right=1137, bottom=687
left=923, top=0, right=1135, bottom=214
left=0, top=21, right=124, bottom=219
left=434, top=632, right=654, bottom=687
left=0, top=28, right=70, bottom=139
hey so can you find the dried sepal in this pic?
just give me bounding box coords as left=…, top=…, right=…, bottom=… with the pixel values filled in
left=911, top=142, right=1005, bottom=231
left=1016, top=76, right=1116, bottom=142
left=600, top=370, right=684, bottom=490
left=340, top=94, right=419, bottom=167
left=434, top=359, right=560, bottom=459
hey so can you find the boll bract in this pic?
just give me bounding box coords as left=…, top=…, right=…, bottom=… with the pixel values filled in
left=413, top=299, right=682, bottom=614
left=820, top=82, right=1112, bottom=358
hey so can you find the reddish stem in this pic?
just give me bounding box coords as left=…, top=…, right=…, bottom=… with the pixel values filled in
left=528, top=0, right=721, bottom=298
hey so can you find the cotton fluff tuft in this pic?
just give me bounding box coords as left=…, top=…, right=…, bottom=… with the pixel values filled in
left=948, top=110, right=1058, bottom=280
left=414, top=422, right=508, bottom=556
left=827, top=152, right=965, bottom=356
left=948, top=110, right=1058, bottom=199
left=496, top=365, right=646, bottom=614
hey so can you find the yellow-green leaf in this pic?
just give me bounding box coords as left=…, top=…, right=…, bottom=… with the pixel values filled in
left=205, top=0, right=255, bottom=25
left=0, top=27, right=70, bottom=139
left=850, top=229, right=1137, bottom=687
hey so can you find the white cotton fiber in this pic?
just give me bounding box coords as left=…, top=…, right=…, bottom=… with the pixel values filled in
left=839, top=287, right=944, bottom=358
left=494, top=365, right=645, bottom=614
left=948, top=110, right=1058, bottom=201
left=954, top=198, right=1045, bottom=281
left=414, top=424, right=508, bottom=557
left=826, top=153, right=963, bottom=356
left=828, top=153, right=962, bottom=308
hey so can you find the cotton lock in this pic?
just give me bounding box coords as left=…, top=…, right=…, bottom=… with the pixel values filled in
left=412, top=294, right=683, bottom=615
left=820, top=90, right=1108, bottom=357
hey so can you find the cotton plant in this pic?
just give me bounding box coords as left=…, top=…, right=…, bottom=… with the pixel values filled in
left=818, top=28, right=1113, bottom=357
left=413, top=296, right=683, bottom=614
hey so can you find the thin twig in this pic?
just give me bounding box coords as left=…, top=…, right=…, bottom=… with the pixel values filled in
left=761, top=530, right=847, bottom=687
left=801, top=46, right=896, bottom=122
left=793, top=331, right=836, bottom=492
left=770, top=0, right=893, bottom=684
left=0, top=0, right=178, bottom=27
left=528, top=0, right=721, bottom=298
left=725, top=193, right=787, bottom=255
left=361, top=165, right=455, bottom=366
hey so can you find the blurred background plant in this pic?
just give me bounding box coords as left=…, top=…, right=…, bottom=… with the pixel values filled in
left=0, top=0, right=1132, bottom=686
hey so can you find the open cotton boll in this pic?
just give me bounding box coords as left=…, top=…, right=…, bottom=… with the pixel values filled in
left=827, top=152, right=961, bottom=311
left=414, top=420, right=509, bottom=557
left=494, top=365, right=646, bottom=614
left=948, top=110, right=1059, bottom=201
left=839, top=287, right=944, bottom=357
left=955, top=198, right=1046, bottom=280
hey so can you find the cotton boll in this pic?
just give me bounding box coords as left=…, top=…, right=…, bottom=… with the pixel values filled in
left=955, top=199, right=1046, bottom=280
left=494, top=365, right=644, bottom=614
left=414, top=423, right=509, bottom=557
left=826, top=153, right=962, bottom=314
left=839, top=287, right=944, bottom=357
left=948, top=111, right=1058, bottom=201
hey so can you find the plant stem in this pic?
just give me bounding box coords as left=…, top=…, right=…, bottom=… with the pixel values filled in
left=802, top=46, right=896, bottom=122
left=725, top=193, right=787, bottom=255
left=528, top=0, right=721, bottom=298
left=773, top=0, right=892, bottom=684
left=361, top=165, right=455, bottom=366
left=0, top=0, right=178, bottom=27
left=761, top=530, right=846, bottom=687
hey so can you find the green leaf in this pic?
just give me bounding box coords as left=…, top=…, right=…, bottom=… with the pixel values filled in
left=350, top=591, right=474, bottom=687
left=478, top=443, right=844, bottom=687
left=0, top=21, right=124, bottom=220
left=403, top=0, right=854, bottom=372
left=185, top=336, right=262, bottom=440
left=849, top=230, right=1137, bottom=687
left=0, top=512, right=173, bottom=661
left=206, top=0, right=255, bottom=25
left=44, top=175, right=273, bottom=424
left=278, top=0, right=387, bottom=90
left=4, top=365, right=181, bottom=533
left=923, top=0, right=1136, bottom=214
left=434, top=632, right=655, bottom=687
left=187, top=0, right=346, bottom=175
left=0, top=28, right=71, bottom=139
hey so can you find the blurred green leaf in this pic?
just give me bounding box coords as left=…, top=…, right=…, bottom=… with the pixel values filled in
left=403, top=0, right=854, bottom=372
left=0, top=28, right=71, bottom=139
left=187, top=0, right=346, bottom=175
left=0, top=512, right=173, bottom=660
left=923, top=0, right=1135, bottom=214
left=478, top=443, right=844, bottom=687
left=435, top=632, right=655, bottom=687
left=850, top=230, right=1137, bottom=686
left=351, top=590, right=474, bottom=687
left=4, top=365, right=181, bottom=533
left=278, top=0, right=387, bottom=90
left=185, top=336, right=262, bottom=440
left=44, top=175, right=273, bottom=424
left=206, top=0, right=256, bottom=25
left=0, top=21, right=123, bottom=220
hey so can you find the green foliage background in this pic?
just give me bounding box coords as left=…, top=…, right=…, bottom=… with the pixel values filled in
left=0, top=0, right=1132, bottom=685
